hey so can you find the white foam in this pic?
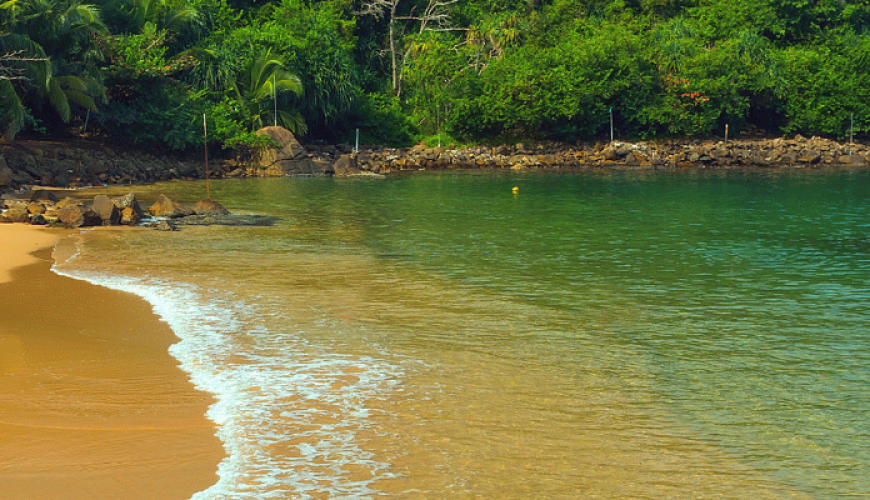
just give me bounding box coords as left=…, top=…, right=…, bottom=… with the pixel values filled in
left=52, top=262, right=403, bottom=499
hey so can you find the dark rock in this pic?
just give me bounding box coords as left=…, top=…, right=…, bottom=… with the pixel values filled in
left=30, top=189, right=59, bottom=203
left=93, top=194, right=121, bottom=225
left=192, top=199, right=230, bottom=216
left=149, top=194, right=194, bottom=218
left=0, top=157, right=13, bottom=187
left=58, top=204, right=101, bottom=228
left=175, top=214, right=280, bottom=227
left=29, top=214, right=47, bottom=225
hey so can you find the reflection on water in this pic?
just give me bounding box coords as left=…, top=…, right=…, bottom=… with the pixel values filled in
left=57, top=171, right=870, bottom=499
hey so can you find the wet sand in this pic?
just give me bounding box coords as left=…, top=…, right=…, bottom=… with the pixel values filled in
left=0, top=224, right=224, bottom=499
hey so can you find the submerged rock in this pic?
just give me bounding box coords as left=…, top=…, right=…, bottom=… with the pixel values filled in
left=175, top=214, right=280, bottom=227
left=149, top=194, right=194, bottom=218
left=192, top=199, right=230, bottom=216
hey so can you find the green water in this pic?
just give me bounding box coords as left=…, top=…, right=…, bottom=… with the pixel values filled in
left=64, top=171, right=870, bottom=499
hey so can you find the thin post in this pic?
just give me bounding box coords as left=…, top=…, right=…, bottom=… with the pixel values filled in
left=850, top=113, right=854, bottom=153
left=437, top=103, right=441, bottom=148
left=83, top=109, right=90, bottom=134
left=725, top=124, right=729, bottom=143
left=273, top=74, right=277, bottom=127
left=203, top=113, right=210, bottom=200
left=355, top=128, right=359, bottom=152
left=610, top=107, right=614, bottom=143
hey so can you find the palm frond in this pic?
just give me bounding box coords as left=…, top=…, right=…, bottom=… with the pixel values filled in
left=0, top=78, right=25, bottom=140
left=47, top=75, right=70, bottom=121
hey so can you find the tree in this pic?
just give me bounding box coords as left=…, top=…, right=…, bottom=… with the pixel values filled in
left=231, top=50, right=305, bottom=133
left=357, top=0, right=458, bottom=97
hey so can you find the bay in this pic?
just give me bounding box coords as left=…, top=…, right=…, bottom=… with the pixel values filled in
left=54, top=170, right=870, bottom=499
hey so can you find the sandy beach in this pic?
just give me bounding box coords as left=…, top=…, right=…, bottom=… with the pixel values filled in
left=0, top=224, right=224, bottom=499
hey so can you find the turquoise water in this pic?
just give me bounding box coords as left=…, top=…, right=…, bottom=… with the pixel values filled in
left=58, top=171, right=870, bottom=498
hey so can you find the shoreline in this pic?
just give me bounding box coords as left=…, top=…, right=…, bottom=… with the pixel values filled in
left=0, top=224, right=224, bottom=499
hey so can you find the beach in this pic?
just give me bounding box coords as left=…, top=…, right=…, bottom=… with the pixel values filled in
left=0, top=224, right=223, bottom=499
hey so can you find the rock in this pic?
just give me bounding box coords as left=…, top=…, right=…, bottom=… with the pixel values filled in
left=120, top=207, right=140, bottom=225
left=175, top=214, right=280, bottom=227
left=192, top=199, right=230, bottom=216
left=113, top=193, right=143, bottom=225
left=57, top=197, right=82, bottom=209
left=93, top=194, right=121, bottom=225
left=227, top=168, right=245, bottom=177
left=2, top=208, right=30, bottom=223
left=58, top=204, right=101, bottom=228
left=29, top=214, right=47, bottom=225
left=332, top=155, right=360, bottom=176
left=27, top=202, right=46, bottom=215
left=0, top=157, right=13, bottom=186
left=603, top=148, right=619, bottom=161
left=30, top=189, right=59, bottom=203
left=149, top=194, right=194, bottom=218
left=253, top=126, right=308, bottom=175
left=155, top=220, right=176, bottom=231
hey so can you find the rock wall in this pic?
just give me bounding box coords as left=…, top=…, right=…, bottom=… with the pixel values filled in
left=342, top=136, right=869, bottom=173
left=0, top=140, right=218, bottom=190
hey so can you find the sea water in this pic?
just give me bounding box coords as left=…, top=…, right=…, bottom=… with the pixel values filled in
left=53, top=171, right=870, bottom=499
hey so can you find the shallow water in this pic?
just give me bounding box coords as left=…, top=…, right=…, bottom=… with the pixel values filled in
left=55, top=171, right=870, bottom=499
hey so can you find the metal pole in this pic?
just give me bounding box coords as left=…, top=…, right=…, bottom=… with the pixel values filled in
left=355, top=128, right=359, bottom=152
left=437, top=104, right=441, bottom=148
left=273, top=74, right=277, bottom=127
left=850, top=113, right=854, bottom=153
left=203, top=113, right=210, bottom=200
left=725, top=124, right=729, bottom=143
left=610, top=107, right=614, bottom=143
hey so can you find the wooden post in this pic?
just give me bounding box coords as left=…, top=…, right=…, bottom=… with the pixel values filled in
left=203, top=113, right=210, bottom=200
left=725, top=124, right=729, bottom=143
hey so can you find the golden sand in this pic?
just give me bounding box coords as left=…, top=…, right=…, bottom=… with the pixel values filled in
left=0, top=224, right=224, bottom=499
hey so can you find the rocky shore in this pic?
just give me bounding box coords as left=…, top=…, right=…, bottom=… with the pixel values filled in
left=2, top=127, right=869, bottom=226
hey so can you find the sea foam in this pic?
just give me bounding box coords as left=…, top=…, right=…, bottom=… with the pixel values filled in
left=52, top=263, right=402, bottom=499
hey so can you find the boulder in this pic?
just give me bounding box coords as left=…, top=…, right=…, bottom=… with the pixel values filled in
left=253, top=126, right=315, bottom=176
left=29, top=214, right=47, bottom=225
left=2, top=208, right=30, bottom=223
left=93, top=194, right=120, bottom=225
left=149, top=194, right=194, bottom=218
left=192, top=199, right=230, bottom=216
left=113, top=193, right=143, bottom=225
left=30, top=189, right=59, bottom=203
left=155, top=220, right=176, bottom=231
left=332, top=155, right=360, bottom=176
left=58, top=204, right=101, bottom=228
left=27, top=202, right=46, bottom=215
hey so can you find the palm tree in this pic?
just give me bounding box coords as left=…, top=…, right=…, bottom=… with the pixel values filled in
left=0, top=0, right=105, bottom=139
left=231, top=50, right=305, bottom=134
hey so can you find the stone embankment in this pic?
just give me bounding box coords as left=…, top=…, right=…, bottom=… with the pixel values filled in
left=344, top=135, right=869, bottom=173
left=2, top=129, right=868, bottom=203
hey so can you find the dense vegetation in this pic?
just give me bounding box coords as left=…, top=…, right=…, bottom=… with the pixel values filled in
left=2, top=0, right=870, bottom=152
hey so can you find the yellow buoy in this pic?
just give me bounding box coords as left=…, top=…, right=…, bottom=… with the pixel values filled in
left=512, top=186, right=520, bottom=194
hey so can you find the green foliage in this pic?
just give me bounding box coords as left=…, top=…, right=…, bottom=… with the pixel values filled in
left=6, top=0, right=870, bottom=149
left=347, top=92, right=416, bottom=146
